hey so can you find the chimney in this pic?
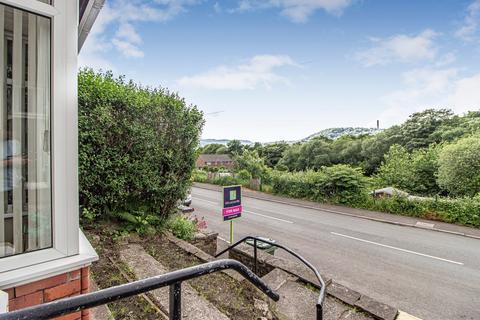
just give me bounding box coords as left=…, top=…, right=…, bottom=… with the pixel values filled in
left=376, top=120, right=380, bottom=129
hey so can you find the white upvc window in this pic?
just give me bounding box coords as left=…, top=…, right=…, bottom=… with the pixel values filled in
left=0, top=0, right=83, bottom=275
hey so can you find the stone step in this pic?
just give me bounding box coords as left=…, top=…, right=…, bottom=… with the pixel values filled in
left=90, top=279, right=115, bottom=320
left=262, top=268, right=372, bottom=320
left=119, top=244, right=230, bottom=320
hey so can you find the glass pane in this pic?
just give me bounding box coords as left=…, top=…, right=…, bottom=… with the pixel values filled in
left=0, top=4, right=52, bottom=258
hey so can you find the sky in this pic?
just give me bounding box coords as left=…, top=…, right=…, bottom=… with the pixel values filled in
left=79, top=0, right=480, bottom=142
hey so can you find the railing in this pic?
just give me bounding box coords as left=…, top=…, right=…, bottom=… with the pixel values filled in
left=0, top=259, right=279, bottom=320
left=215, top=236, right=326, bottom=320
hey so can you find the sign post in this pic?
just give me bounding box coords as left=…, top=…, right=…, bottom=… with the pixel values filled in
left=222, top=185, right=242, bottom=244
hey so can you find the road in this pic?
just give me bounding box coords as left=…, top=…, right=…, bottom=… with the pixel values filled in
left=191, top=186, right=480, bottom=320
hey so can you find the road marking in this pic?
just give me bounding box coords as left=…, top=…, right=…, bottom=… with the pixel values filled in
left=331, top=232, right=464, bottom=266
left=194, top=197, right=294, bottom=224
left=194, top=197, right=219, bottom=205
left=244, top=210, right=294, bottom=224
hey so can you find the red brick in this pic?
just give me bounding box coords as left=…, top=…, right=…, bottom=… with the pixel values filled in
left=69, top=270, right=81, bottom=281
left=53, top=311, right=82, bottom=320
left=15, top=274, right=68, bottom=297
left=81, top=267, right=89, bottom=278
left=44, top=280, right=81, bottom=302
left=8, top=291, right=43, bottom=310
left=81, top=311, right=92, bottom=320
left=4, top=288, right=14, bottom=299
left=81, top=274, right=90, bottom=291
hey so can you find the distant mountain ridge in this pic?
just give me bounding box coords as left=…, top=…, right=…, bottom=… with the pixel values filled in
left=302, top=127, right=382, bottom=141
left=200, top=127, right=381, bottom=146
left=200, top=139, right=253, bottom=147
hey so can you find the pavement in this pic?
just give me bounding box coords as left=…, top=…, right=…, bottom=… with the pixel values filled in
left=190, top=184, right=480, bottom=320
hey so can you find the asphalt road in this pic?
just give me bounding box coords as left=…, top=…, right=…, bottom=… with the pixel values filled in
left=191, top=186, right=480, bottom=320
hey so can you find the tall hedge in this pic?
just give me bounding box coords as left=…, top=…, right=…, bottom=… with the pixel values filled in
left=78, top=70, right=204, bottom=220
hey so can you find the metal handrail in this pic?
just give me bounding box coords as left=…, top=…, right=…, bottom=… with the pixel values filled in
left=0, top=259, right=279, bottom=320
left=215, top=236, right=326, bottom=320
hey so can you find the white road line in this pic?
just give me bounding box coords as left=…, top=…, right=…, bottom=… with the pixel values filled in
left=244, top=210, right=294, bottom=224
left=194, top=197, right=294, bottom=224
left=194, top=198, right=219, bottom=205
left=331, top=232, right=464, bottom=266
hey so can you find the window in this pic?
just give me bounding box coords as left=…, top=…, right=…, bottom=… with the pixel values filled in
left=0, top=4, right=52, bottom=258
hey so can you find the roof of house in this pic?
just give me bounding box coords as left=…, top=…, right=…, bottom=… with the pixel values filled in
left=198, top=154, right=233, bottom=162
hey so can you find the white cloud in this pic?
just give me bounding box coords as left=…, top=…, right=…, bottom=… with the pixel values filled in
left=379, top=67, right=480, bottom=125
left=233, top=0, right=354, bottom=22
left=455, top=0, right=480, bottom=41
left=80, top=0, right=202, bottom=66
left=178, top=55, right=298, bottom=90
left=356, top=29, right=439, bottom=67
left=448, top=73, right=480, bottom=112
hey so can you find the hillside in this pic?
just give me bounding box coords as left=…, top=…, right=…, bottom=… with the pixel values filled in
left=200, top=139, right=254, bottom=147
left=303, top=127, right=382, bottom=141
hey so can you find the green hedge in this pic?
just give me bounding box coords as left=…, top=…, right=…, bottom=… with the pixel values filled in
left=79, top=70, right=204, bottom=221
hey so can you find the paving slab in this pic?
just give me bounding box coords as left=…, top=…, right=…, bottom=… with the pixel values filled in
left=119, top=244, right=229, bottom=320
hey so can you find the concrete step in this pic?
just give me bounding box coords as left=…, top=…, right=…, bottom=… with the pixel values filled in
left=90, top=279, right=115, bottom=320
left=119, top=244, right=229, bottom=320
left=262, top=268, right=372, bottom=320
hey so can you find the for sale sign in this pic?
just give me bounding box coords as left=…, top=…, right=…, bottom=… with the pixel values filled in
left=223, top=185, right=242, bottom=221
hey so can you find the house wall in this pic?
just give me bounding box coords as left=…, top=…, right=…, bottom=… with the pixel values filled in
left=4, top=267, right=91, bottom=320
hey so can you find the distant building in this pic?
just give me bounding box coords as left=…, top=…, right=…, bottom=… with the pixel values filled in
left=371, top=187, right=409, bottom=198
left=196, top=154, right=234, bottom=169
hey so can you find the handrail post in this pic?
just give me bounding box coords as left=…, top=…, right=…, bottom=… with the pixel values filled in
left=316, top=303, right=323, bottom=320
left=169, top=282, right=182, bottom=320
left=254, top=238, right=258, bottom=274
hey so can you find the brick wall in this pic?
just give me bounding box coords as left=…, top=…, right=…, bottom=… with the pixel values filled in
left=5, top=266, right=91, bottom=320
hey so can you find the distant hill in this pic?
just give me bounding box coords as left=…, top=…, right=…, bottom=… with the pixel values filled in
left=302, top=127, right=382, bottom=141
left=200, top=139, right=254, bottom=147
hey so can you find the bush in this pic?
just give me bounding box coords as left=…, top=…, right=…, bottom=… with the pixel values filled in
left=166, top=215, right=197, bottom=240
left=236, top=169, right=252, bottom=182
left=437, top=134, right=480, bottom=197
left=358, top=195, right=480, bottom=227
left=78, top=70, right=204, bottom=222
left=192, top=169, right=208, bottom=183
left=270, top=165, right=367, bottom=204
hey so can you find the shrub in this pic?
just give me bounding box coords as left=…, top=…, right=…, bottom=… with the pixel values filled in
left=192, top=169, right=208, bottom=183
left=236, top=169, right=252, bottom=182
left=437, top=134, right=480, bottom=197
left=270, top=165, right=367, bottom=204
left=166, top=215, right=197, bottom=240
left=78, top=70, right=204, bottom=222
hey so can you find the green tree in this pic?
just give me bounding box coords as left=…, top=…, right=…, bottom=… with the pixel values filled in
left=227, top=139, right=244, bottom=155
left=260, top=142, right=289, bottom=168
left=201, top=143, right=224, bottom=154
left=235, top=150, right=267, bottom=179
left=437, top=135, right=480, bottom=197
left=399, top=108, right=453, bottom=150
left=215, top=146, right=228, bottom=154
left=376, top=145, right=440, bottom=195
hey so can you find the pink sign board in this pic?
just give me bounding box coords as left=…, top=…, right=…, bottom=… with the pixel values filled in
left=222, top=205, right=242, bottom=219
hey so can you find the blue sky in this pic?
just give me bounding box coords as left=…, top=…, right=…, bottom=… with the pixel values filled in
left=79, top=0, right=480, bottom=142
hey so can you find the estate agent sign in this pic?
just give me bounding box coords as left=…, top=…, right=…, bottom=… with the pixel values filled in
left=222, top=185, right=242, bottom=243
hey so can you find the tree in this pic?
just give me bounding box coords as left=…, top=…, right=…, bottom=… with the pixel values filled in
left=376, top=145, right=440, bottom=195
left=201, top=143, right=224, bottom=154
left=215, top=146, right=228, bottom=154
left=227, top=139, right=244, bottom=155
left=399, top=108, right=453, bottom=151
left=361, top=125, right=403, bottom=175
left=437, top=135, right=480, bottom=197
left=260, top=142, right=289, bottom=168
left=234, top=150, right=267, bottom=179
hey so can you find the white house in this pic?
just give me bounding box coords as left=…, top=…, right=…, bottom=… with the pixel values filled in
left=0, top=1, right=103, bottom=318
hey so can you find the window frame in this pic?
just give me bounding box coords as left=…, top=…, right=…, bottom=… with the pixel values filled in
left=0, top=0, right=79, bottom=273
